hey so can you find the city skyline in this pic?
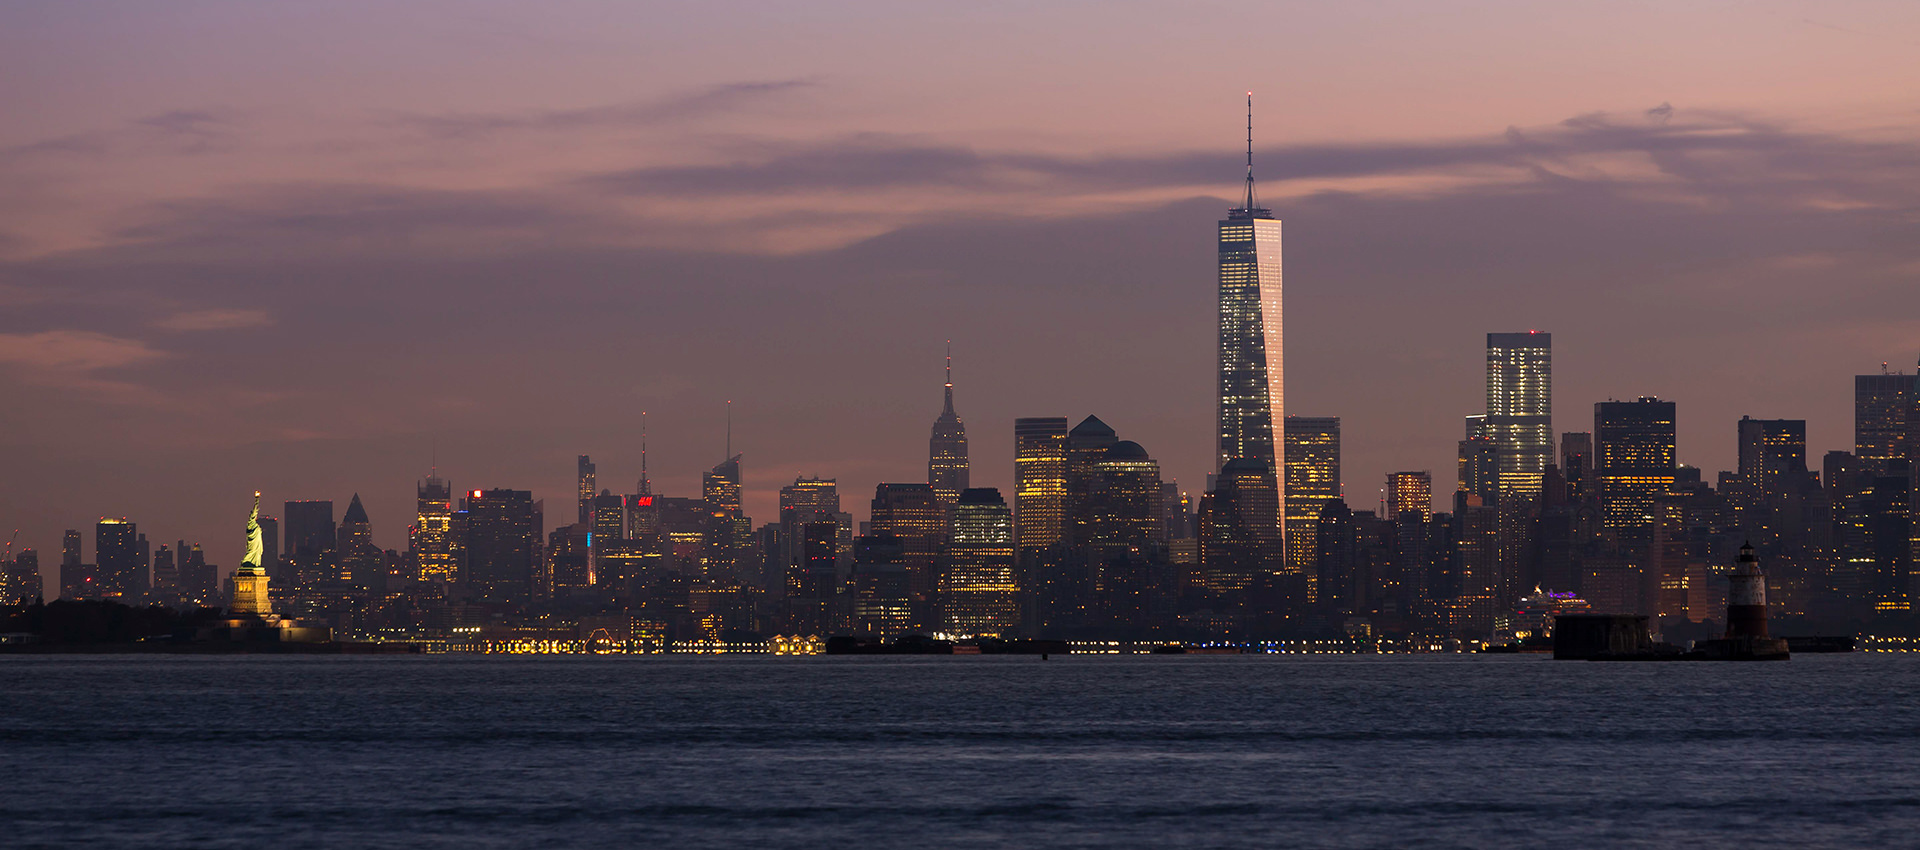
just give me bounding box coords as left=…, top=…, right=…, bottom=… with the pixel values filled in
left=5, top=3, right=1920, bottom=582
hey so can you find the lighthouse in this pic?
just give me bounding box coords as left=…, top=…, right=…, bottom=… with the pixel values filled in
left=1725, top=542, right=1768, bottom=640
left=1697, top=541, right=1789, bottom=660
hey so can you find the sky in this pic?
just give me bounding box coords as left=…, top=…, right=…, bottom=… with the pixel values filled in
left=3, top=1, right=1918, bottom=589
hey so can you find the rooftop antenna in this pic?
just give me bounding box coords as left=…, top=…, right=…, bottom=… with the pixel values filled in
left=1243, top=91, right=1258, bottom=211
left=943, top=340, right=955, bottom=415
left=638, top=411, right=651, bottom=495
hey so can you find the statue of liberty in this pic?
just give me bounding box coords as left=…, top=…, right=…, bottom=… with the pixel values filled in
left=243, top=490, right=264, bottom=570
left=231, top=490, right=272, bottom=616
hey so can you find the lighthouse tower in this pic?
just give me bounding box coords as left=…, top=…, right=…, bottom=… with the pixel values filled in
left=1724, top=542, right=1768, bottom=640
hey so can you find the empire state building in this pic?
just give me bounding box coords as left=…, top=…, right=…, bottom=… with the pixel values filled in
left=928, top=348, right=969, bottom=505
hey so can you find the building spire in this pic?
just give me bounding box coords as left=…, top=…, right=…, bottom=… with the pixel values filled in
left=638, top=411, right=650, bottom=495
left=1243, top=91, right=1258, bottom=211
left=943, top=340, right=955, bottom=415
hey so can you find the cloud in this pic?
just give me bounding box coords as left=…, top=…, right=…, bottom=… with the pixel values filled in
left=136, top=110, right=228, bottom=137
left=392, top=79, right=818, bottom=139
left=152, top=308, right=273, bottom=332
left=1646, top=102, right=1674, bottom=124
left=0, top=330, right=163, bottom=372
left=578, top=112, right=1920, bottom=205
left=2, top=108, right=240, bottom=162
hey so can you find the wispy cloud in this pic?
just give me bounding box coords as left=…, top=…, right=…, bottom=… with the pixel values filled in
left=2, top=108, right=242, bottom=161
left=391, top=79, right=819, bottom=139
left=0, top=330, right=163, bottom=372
left=151, top=308, right=273, bottom=332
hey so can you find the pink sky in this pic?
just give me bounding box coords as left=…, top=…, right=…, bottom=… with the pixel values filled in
left=2, top=1, right=1918, bottom=580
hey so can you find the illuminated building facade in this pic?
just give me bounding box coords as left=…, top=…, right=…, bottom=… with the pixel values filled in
left=1014, top=417, right=1069, bottom=555
left=1385, top=472, right=1433, bottom=522
left=928, top=352, right=969, bottom=506
left=1856, top=372, right=1913, bottom=476
left=1283, top=416, right=1340, bottom=589
left=1485, top=332, right=1553, bottom=499
left=1086, top=442, right=1163, bottom=548
left=1214, top=102, right=1284, bottom=582
left=1594, top=397, right=1678, bottom=531
left=703, top=454, right=745, bottom=580
left=415, top=474, right=455, bottom=583
left=941, top=488, right=1018, bottom=635
left=1216, top=100, right=1284, bottom=480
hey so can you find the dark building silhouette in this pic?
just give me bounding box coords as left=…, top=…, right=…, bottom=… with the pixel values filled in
left=463, top=488, right=540, bottom=606
left=577, top=455, right=596, bottom=525
left=870, top=482, right=944, bottom=623
left=95, top=518, right=138, bottom=600
left=339, top=494, right=381, bottom=591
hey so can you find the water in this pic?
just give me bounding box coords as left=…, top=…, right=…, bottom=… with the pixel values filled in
left=2, top=653, right=1916, bottom=848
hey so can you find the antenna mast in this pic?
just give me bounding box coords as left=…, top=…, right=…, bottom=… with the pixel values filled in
left=1243, top=91, right=1258, bottom=211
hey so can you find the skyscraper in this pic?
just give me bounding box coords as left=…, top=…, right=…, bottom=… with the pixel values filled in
left=1283, top=417, right=1340, bottom=589
left=282, top=501, right=336, bottom=558
left=1594, top=398, right=1678, bottom=531
left=338, top=493, right=379, bottom=590
left=703, top=454, right=745, bottom=580
left=870, top=482, right=946, bottom=612
left=1738, top=417, right=1808, bottom=488
left=1560, top=432, right=1594, bottom=501
left=256, top=515, right=278, bottom=582
left=1215, top=95, right=1284, bottom=517
left=1485, top=332, right=1553, bottom=499
left=463, top=488, right=539, bottom=606
left=1014, top=417, right=1069, bottom=556
left=1856, top=370, right=1912, bottom=476
left=574, top=455, right=597, bottom=525
left=942, top=488, right=1019, bottom=636
left=928, top=348, right=969, bottom=506
left=1385, top=472, right=1433, bottom=521
left=1197, top=458, right=1281, bottom=596
left=1067, top=415, right=1120, bottom=547
left=95, top=518, right=137, bottom=599
left=59, top=530, right=87, bottom=600
left=1086, top=442, right=1164, bottom=548
left=415, top=473, right=456, bottom=583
